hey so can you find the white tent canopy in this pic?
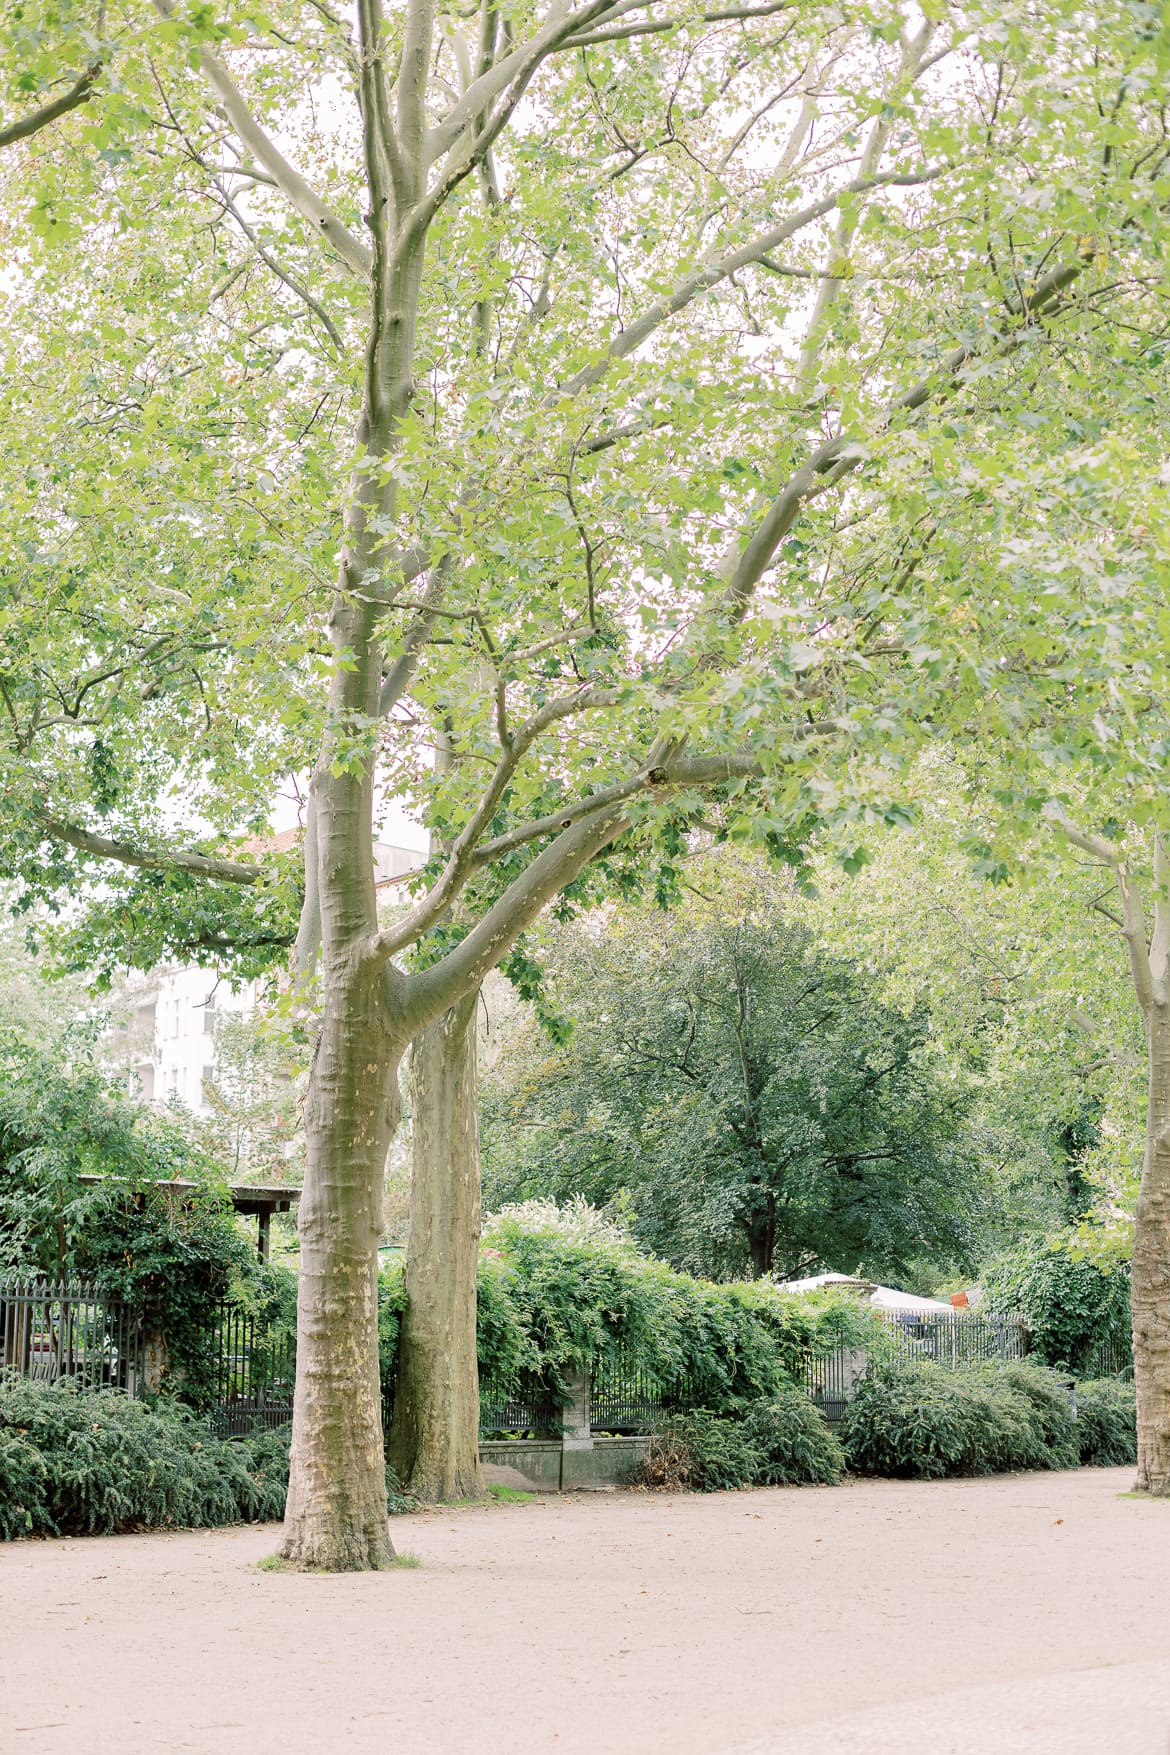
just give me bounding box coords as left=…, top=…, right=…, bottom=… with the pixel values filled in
left=779, top=1272, right=955, bottom=1316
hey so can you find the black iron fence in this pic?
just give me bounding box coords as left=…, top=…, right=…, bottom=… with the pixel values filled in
left=210, top=1303, right=296, bottom=1437
left=590, top=1355, right=669, bottom=1434
left=1086, top=1332, right=1134, bottom=1381
left=0, top=1276, right=145, bottom=1394
left=805, top=1310, right=1028, bottom=1423
left=0, top=1278, right=1134, bottom=1439
left=478, top=1374, right=561, bottom=1438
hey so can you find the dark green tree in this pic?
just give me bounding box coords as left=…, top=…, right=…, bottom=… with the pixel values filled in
left=483, top=906, right=985, bottom=1281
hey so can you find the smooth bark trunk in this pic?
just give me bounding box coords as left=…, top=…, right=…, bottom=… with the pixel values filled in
left=281, top=966, right=404, bottom=1567
left=388, top=989, right=487, bottom=1502
left=1134, top=1005, right=1170, bottom=1494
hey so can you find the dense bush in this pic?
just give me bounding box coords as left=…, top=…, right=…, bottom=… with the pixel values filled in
left=740, top=1390, right=845, bottom=1486
left=640, top=1393, right=843, bottom=1492
left=840, top=1357, right=1078, bottom=1480
left=468, top=1201, right=880, bottom=1415
left=982, top=1241, right=1131, bottom=1373
left=0, top=1378, right=288, bottom=1538
left=985, top=1362, right=1078, bottom=1468
left=640, top=1412, right=764, bottom=1491
left=0, top=1025, right=253, bottom=1403
left=1075, top=1378, right=1138, bottom=1466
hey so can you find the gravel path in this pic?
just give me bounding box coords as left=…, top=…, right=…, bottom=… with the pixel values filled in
left=3, top=1467, right=1169, bottom=1755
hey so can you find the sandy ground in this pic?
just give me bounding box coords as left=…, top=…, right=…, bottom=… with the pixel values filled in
left=3, top=1467, right=1170, bottom=1755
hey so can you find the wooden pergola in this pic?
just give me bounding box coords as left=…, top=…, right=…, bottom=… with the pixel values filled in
left=77, top=1175, right=302, bottom=1261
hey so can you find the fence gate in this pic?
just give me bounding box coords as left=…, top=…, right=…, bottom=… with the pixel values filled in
left=0, top=1276, right=145, bottom=1395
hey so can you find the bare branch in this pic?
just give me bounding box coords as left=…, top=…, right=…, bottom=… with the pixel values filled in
left=209, top=179, right=344, bottom=351
left=403, top=799, right=631, bottom=1028
left=1046, top=803, right=1154, bottom=1013
left=152, top=0, right=372, bottom=278
left=560, top=164, right=950, bottom=398
left=426, top=0, right=624, bottom=165
left=373, top=683, right=619, bottom=957
left=377, top=556, right=455, bottom=716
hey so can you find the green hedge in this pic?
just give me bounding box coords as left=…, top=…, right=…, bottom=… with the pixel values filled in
left=840, top=1358, right=1079, bottom=1480
left=1076, top=1378, right=1137, bottom=1466
left=0, top=1378, right=288, bottom=1538
left=0, top=1379, right=420, bottom=1540
left=640, top=1393, right=843, bottom=1492
left=741, top=1390, right=845, bottom=1486
left=378, top=1202, right=882, bottom=1418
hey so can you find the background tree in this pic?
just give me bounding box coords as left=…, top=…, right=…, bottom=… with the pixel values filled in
left=484, top=894, right=986, bottom=1281
left=200, top=1010, right=306, bottom=1187
left=0, top=1023, right=249, bottom=1396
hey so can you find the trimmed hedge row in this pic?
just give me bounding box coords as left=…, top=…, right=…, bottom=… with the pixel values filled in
left=0, top=1378, right=421, bottom=1540
left=639, top=1362, right=1138, bottom=1493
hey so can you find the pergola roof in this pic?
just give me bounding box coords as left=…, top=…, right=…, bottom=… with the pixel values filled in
left=77, top=1174, right=301, bottom=1216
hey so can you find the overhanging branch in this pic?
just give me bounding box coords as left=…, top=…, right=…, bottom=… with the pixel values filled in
left=0, top=60, right=102, bottom=148
left=35, top=811, right=263, bottom=885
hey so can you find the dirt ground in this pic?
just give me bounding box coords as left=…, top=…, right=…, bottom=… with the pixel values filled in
left=3, top=1467, right=1170, bottom=1755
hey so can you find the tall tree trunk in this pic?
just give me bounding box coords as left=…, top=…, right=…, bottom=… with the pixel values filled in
left=1134, top=1004, right=1170, bottom=1494
left=388, top=988, right=486, bottom=1502
left=281, top=958, right=405, bottom=1568
left=747, top=1191, right=776, bottom=1278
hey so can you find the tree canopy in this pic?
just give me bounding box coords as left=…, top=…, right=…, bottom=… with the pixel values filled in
left=6, top=0, right=1170, bottom=1554
left=483, top=895, right=987, bottom=1280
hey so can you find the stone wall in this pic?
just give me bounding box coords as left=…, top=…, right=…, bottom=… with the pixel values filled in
left=480, top=1434, right=651, bottom=1492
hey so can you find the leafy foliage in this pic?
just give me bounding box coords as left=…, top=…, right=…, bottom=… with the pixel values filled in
left=0, top=1024, right=251, bottom=1400
left=739, top=1391, right=845, bottom=1486
left=375, top=1201, right=879, bottom=1418
left=639, top=1413, right=765, bottom=1493
left=0, top=1379, right=288, bottom=1538
left=840, top=1357, right=1078, bottom=1480
left=482, top=905, right=986, bottom=1281
left=641, top=1393, right=842, bottom=1491
left=1075, top=1379, right=1137, bottom=1467
left=473, top=1201, right=881, bottom=1413
left=982, top=1242, right=1131, bottom=1373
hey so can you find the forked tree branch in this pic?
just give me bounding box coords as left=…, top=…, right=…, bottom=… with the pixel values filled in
left=1046, top=803, right=1154, bottom=1013
left=152, top=0, right=372, bottom=277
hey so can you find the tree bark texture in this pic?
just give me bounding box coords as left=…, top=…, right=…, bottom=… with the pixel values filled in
left=388, top=989, right=487, bottom=1503
left=1134, top=1005, right=1170, bottom=1494
left=281, top=957, right=405, bottom=1568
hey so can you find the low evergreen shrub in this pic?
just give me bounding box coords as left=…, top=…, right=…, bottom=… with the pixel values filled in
left=0, top=1378, right=288, bottom=1538
left=740, top=1390, right=845, bottom=1486
left=640, top=1412, right=764, bottom=1491
left=640, top=1391, right=842, bottom=1492
left=1075, top=1378, right=1138, bottom=1466
left=981, top=1362, right=1078, bottom=1469
left=841, top=1357, right=1077, bottom=1480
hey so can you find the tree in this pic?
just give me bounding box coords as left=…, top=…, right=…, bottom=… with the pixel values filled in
left=0, top=1023, right=249, bottom=1396
left=3, top=1, right=1165, bottom=1558
left=483, top=898, right=985, bottom=1281
left=983, top=1240, right=1130, bottom=1375
left=200, top=1011, right=306, bottom=1186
